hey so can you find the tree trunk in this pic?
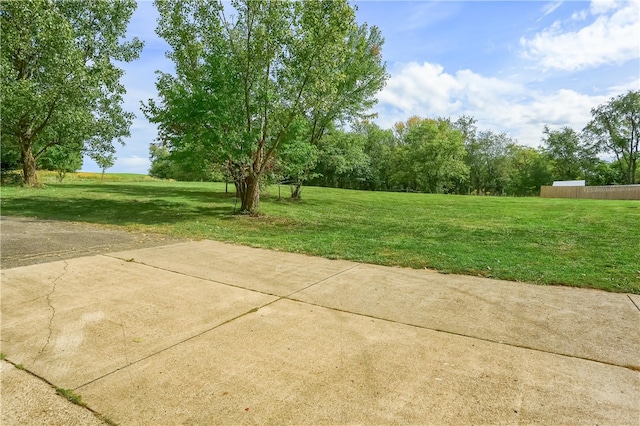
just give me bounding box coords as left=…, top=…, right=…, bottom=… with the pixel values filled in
left=20, top=138, right=38, bottom=186
left=239, top=174, right=260, bottom=214
left=627, top=147, right=637, bottom=184
left=291, top=183, right=302, bottom=199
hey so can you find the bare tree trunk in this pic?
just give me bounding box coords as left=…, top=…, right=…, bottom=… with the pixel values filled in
left=20, top=137, right=38, bottom=186
left=239, top=174, right=260, bottom=214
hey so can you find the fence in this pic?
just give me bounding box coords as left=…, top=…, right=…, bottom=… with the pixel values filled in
left=540, top=185, right=640, bottom=200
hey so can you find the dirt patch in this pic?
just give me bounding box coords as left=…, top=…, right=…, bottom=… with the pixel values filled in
left=0, top=216, right=184, bottom=269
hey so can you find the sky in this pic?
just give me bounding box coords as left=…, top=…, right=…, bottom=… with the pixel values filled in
left=83, top=0, right=640, bottom=174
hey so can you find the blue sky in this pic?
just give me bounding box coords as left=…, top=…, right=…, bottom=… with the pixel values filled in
left=85, top=0, right=640, bottom=174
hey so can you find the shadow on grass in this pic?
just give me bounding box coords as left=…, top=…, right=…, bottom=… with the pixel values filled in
left=0, top=186, right=240, bottom=227
left=58, top=183, right=236, bottom=204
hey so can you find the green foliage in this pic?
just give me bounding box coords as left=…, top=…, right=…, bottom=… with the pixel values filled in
left=148, top=143, right=225, bottom=182
left=276, top=118, right=319, bottom=198
left=312, top=129, right=371, bottom=189
left=95, top=152, right=116, bottom=179
left=0, top=139, right=21, bottom=171
left=146, top=96, right=634, bottom=196
left=0, top=0, right=142, bottom=186
left=392, top=116, right=468, bottom=193
left=586, top=159, right=625, bottom=185
left=357, top=121, right=396, bottom=191
left=145, top=0, right=388, bottom=213
left=585, top=90, right=640, bottom=184
left=37, top=145, right=83, bottom=182
left=1, top=179, right=638, bottom=293
left=99, top=415, right=117, bottom=426
left=541, top=125, right=600, bottom=182
left=505, top=145, right=553, bottom=196
left=148, top=144, right=172, bottom=180
left=458, top=117, right=513, bottom=195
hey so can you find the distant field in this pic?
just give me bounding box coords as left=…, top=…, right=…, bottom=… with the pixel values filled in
left=2, top=172, right=638, bottom=293
left=66, top=171, right=159, bottom=182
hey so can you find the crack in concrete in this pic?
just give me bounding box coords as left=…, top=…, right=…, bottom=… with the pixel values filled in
left=33, top=260, right=69, bottom=364
left=628, top=295, right=640, bottom=313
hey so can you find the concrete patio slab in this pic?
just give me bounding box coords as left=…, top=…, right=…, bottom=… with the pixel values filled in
left=293, top=263, right=640, bottom=369
left=1, top=255, right=276, bottom=389
left=2, top=230, right=639, bottom=425
left=108, top=240, right=356, bottom=296
left=77, top=299, right=639, bottom=425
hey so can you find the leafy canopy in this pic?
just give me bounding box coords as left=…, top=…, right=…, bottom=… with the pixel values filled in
left=144, top=0, right=388, bottom=212
left=0, top=0, right=142, bottom=185
left=585, top=90, right=640, bottom=184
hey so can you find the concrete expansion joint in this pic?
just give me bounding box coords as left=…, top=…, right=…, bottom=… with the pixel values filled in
left=628, top=295, right=640, bottom=312
left=2, top=358, right=115, bottom=424
left=74, top=305, right=267, bottom=391
left=247, top=264, right=364, bottom=319
left=71, top=263, right=360, bottom=392
left=103, top=253, right=288, bottom=298
left=287, top=298, right=640, bottom=374
left=34, top=260, right=69, bottom=363
left=284, top=264, right=362, bottom=300
left=95, top=254, right=640, bottom=374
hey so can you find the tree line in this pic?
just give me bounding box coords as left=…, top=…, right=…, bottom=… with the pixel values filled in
left=2, top=0, right=639, bottom=214
left=150, top=90, right=639, bottom=198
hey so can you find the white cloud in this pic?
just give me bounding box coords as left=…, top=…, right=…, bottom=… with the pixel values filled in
left=520, top=0, right=639, bottom=71
left=377, top=63, right=460, bottom=114
left=590, top=0, right=624, bottom=15
left=377, top=62, right=522, bottom=124
left=537, top=2, right=564, bottom=21
left=570, top=10, right=588, bottom=21
left=606, top=76, right=640, bottom=94
left=373, top=61, right=622, bottom=147
left=501, top=89, right=610, bottom=142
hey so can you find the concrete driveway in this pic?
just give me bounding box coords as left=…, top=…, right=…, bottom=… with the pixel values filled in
left=1, top=216, right=638, bottom=425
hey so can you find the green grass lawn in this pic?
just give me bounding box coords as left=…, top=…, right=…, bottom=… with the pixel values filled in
left=2, top=173, right=639, bottom=293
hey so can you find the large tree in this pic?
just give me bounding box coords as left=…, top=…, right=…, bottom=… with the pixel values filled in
left=357, top=121, right=395, bottom=191
left=1, top=0, right=142, bottom=185
left=145, top=0, right=387, bottom=213
left=541, top=125, right=600, bottom=182
left=464, top=129, right=512, bottom=195
left=505, top=145, right=553, bottom=196
left=392, top=117, right=468, bottom=193
left=585, top=90, right=640, bottom=185
left=313, top=129, right=371, bottom=189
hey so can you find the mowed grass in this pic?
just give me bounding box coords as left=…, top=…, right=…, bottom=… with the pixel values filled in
left=2, top=172, right=639, bottom=293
